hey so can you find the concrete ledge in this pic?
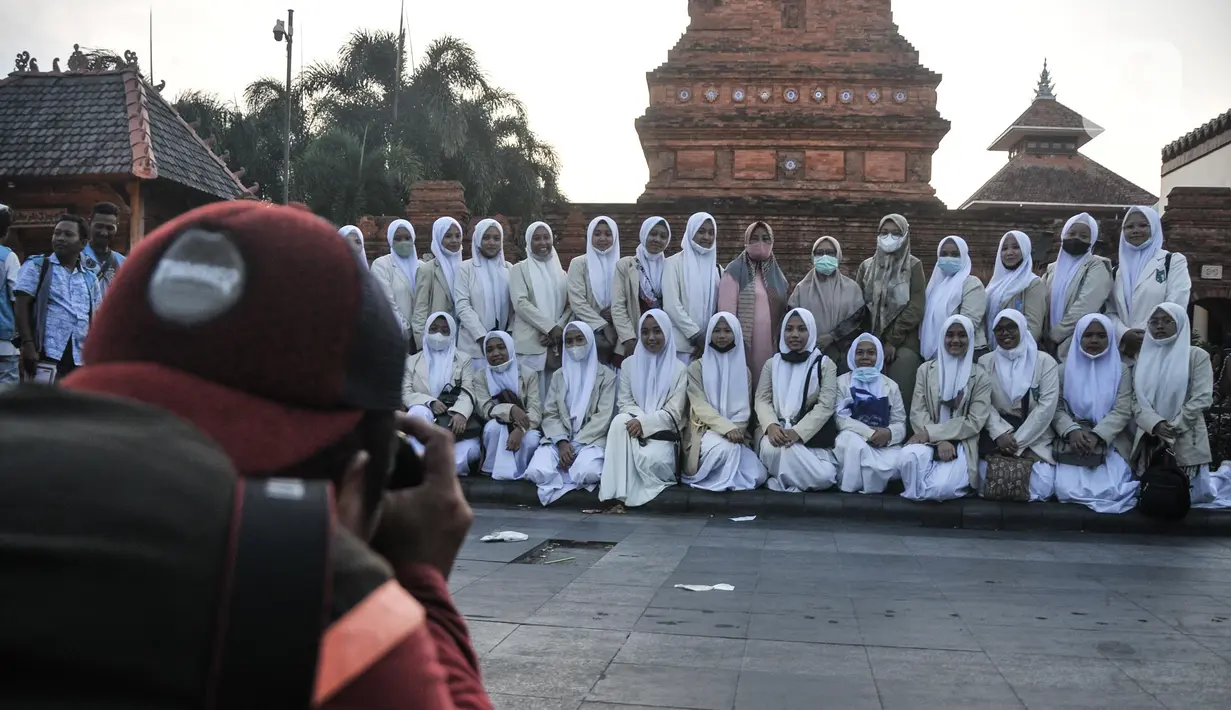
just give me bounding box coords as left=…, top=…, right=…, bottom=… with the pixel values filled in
left=459, top=478, right=1231, bottom=536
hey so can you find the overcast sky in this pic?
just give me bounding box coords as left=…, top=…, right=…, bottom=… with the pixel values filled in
left=5, top=0, right=1229, bottom=207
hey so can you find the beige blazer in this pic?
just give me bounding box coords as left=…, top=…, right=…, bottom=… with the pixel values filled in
left=663, top=254, right=724, bottom=356
left=470, top=364, right=542, bottom=430
left=990, top=278, right=1047, bottom=344
left=752, top=356, right=839, bottom=445
left=1106, top=250, right=1192, bottom=339
left=541, top=365, right=618, bottom=446
left=956, top=276, right=990, bottom=351
left=616, top=363, right=688, bottom=437
left=684, top=359, right=752, bottom=474
left=911, top=361, right=993, bottom=485
left=566, top=255, right=620, bottom=354
left=400, top=351, right=475, bottom=419
left=454, top=259, right=514, bottom=359
left=508, top=261, right=574, bottom=357
left=1131, top=347, right=1213, bottom=468
left=611, top=256, right=647, bottom=347
left=370, top=255, right=415, bottom=336
left=410, top=260, right=457, bottom=351
left=833, top=372, right=907, bottom=444
left=1043, top=256, right=1112, bottom=360
left=1053, top=364, right=1136, bottom=462
left=978, top=351, right=1059, bottom=463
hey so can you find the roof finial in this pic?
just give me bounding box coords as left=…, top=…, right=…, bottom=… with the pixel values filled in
left=1035, top=58, right=1056, bottom=101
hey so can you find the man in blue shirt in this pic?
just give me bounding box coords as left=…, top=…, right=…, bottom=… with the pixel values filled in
left=14, top=214, right=101, bottom=381
left=82, top=202, right=125, bottom=299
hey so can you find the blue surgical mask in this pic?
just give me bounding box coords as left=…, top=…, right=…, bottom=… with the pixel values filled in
left=813, top=255, right=838, bottom=275
left=853, top=366, right=880, bottom=384
left=936, top=256, right=963, bottom=276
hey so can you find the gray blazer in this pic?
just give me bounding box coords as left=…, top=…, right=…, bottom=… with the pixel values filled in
left=541, top=365, right=618, bottom=446
left=1132, top=347, right=1213, bottom=468
left=978, top=351, right=1060, bottom=462
left=911, top=361, right=993, bottom=486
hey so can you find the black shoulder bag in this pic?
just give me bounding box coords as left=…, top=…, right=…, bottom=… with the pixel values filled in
left=1136, top=434, right=1191, bottom=521
left=435, top=383, right=484, bottom=440
left=793, top=356, right=839, bottom=449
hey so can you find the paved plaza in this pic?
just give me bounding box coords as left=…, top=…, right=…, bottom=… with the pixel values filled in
left=452, top=505, right=1231, bottom=710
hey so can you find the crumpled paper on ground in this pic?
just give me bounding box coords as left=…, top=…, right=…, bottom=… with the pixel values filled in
left=730, top=515, right=757, bottom=522
left=673, top=583, right=736, bottom=592
left=480, top=531, right=529, bottom=542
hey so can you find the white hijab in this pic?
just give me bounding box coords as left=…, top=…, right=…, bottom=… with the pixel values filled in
left=1050, top=213, right=1098, bottom=328
left=584, top=216, right=620, bottom=310
left=771, top=308, right=823, bottom=423
left=682, top=213, right=720, bottom=332
left=921, top=236, right=973, bottom=360
left=386, top=219, right=418, bottom=287
left=482, top=330, right=519, bottom=399
left=338, top=225, right=369, bottom=271
left=1064, top=313, right=1122, bottom=423
left=470, top=218, right=511, bottom=330
left=523, top=221, right=567, bottom=321
left=422, top=311, right=458, bottom=398
left=637, top=217, right=669, bottom=300
left=990, top=308, right=1037, bottom=405
left=845, top=333, right=885, bottom=398
left=1117, top=206, right=1165, bottom=322
left=562, top=321, right=599, bottom=432
left=984, top=231, right=1038, bottom=345
left=1133, top=302, right=1191, bottom=422
left=701, top=312, right=750, bottom=423
left=625, top=309, right=681, bottom=413
left=937, top=314, right=975, bottom=423
left=431, top=217, right=464, bottom=300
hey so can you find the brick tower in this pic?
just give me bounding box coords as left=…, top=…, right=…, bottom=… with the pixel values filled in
left=636, top=0, right=950, bottom=205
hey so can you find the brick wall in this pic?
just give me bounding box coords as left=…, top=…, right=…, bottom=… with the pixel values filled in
left=1162, top=187, right=1231, bottom=303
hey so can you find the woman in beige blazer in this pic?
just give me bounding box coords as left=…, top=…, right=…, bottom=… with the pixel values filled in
left=401, top=312, right=479, bottom=474
left=920, top=236, right=988, bottom=359
left=612, top=217, right=671, bottom=356
left=1052, top=314, right=1139, bottom=513
left=1107, top=206, right=1192, bottom=359
left=977, top=309, right=1059, bottom=501
left=455, top=219, right=513, bottom=361
left=509, top=221, right=573, bottom=403
left=524, top=322, right=618, bottom=506
left=899, top=315, right=992, bottom=501
left=663, top=212, right=722, bottom=363
left=756, top=309, right=841, bottom=493
left=566, top=216, right=621, bottom=363
left=984, top=231, right=1045, bottom=345
left=472, top=331, right=542, bottom=481
left=369, top=219, right=418, bottom=342
left=410, top=217, right=464, bottom=350
left=1044, top=213, right=1113, bottom=361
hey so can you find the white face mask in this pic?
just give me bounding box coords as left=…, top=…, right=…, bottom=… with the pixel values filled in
left=567, top=345, right=590, bottom=362
left=489, top=358, right=514, bottom=372
left=426, top=332, right=452, bottom=351
left=877, top=234, right=905, bottom=253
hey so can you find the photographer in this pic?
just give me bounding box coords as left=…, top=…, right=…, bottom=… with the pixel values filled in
left=62, top=201, right=490, bottom=709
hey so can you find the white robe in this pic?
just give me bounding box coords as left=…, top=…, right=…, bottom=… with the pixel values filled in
left=834, top=372, right=906, bottom=494
left=525, top=442, right=605, bottom=506
left=899, top=444, right=969, bottom=502
left=1053, top=451, right=1138, bottom=514
left=407, top=405, right=481, bottom=475
left=599, top=352, right=687, bottom=507
left=1192, top=463, right=1231, bottom=509
left=482, top=420, right=542, bottom=481
left=683, top=431, right=766, bottom=492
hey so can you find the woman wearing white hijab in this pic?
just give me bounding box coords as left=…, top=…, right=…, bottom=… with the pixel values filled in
left=455, top=219, right=512, bottom=361
left=1043, top=213, right=1112, bottom=361
left=1130, top=304, right=1215, bottom=497
left=1106, top=206, right=1192, bottom=359
left=400, top=312, right=480, bottom=475
left=682, top=312, right=767, bottom=491
left=524, top=321, right=618, bottom=506
left=898, top=314, right=991, bottom=501
left=410, top=217, right=465, bottom=350
left=984, top=231, right=1044, bottom=345
left=510, top=221, right=574, bottom=403
left=566, top=216, right=622, bottom=363
left=612, top=217, right=671, bottom=357
left=1051, top=314, right=1138, bottom=513
left=370, top=219, right=418, bottom=341
left=663, top=212, right=723, bottom=364
left=599, top=310, right=689, bottom=508
left=920, top=236, right=987, bottom=360
left=338, top=225, right=370, bottom=270
left=755, top=308, right=840, bottom=492
left=471, top=330, right=542, bottom=481
left=977, top=309, right=1060, bottom=501
left=834, top=334, right=907, bottom=494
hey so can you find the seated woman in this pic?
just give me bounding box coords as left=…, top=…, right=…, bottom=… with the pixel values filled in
left=1130, top=304, right=1217, bottom=501
left=472, top=330, right=542, bottom=481
left=788, top=236, right=865, bottom=371
left=920, top=236, right=988, bottom=361
left=524, top=322, right=618, bottom=505
left=899, top=315, right=991, bottom=501
left=834, top=334, right=907, bottom=494
left=1052, top=314, right=1138, bottom=513
left=401, top=312, right=480, bottom=475
left=599, top=310, right=689, bottom=509
left=682, top=312, right=767, bottom=491
left=977, top=309, right=1060, bottom=501
left=755, top=308, right=840, bottom=493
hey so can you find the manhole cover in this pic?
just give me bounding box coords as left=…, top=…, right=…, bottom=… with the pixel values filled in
left=512, top=539, right=616, bottom=566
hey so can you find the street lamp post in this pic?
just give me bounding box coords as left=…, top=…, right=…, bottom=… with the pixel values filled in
left=273, top=10, right=294, bottom=204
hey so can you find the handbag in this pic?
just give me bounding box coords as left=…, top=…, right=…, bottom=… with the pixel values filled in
left=793, top=355, right=839, bottom=449
left=982, top=452, right=1034, bottom=502
left=1137, top=435, right=1190, bottom=520
left=978, top=389, right=1031, bottom=458
left=1053, top=419, right=1107, bottom=468
left=433, top=384, right=483, bottom=440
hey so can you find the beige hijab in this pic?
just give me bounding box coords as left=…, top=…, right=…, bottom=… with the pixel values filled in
left=793, top=236, right=865, bottom=337
left=865, top=214, right=919, bottom=336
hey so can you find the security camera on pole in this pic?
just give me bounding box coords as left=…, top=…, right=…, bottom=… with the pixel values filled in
left=272, top=10, right=294, bottom=205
